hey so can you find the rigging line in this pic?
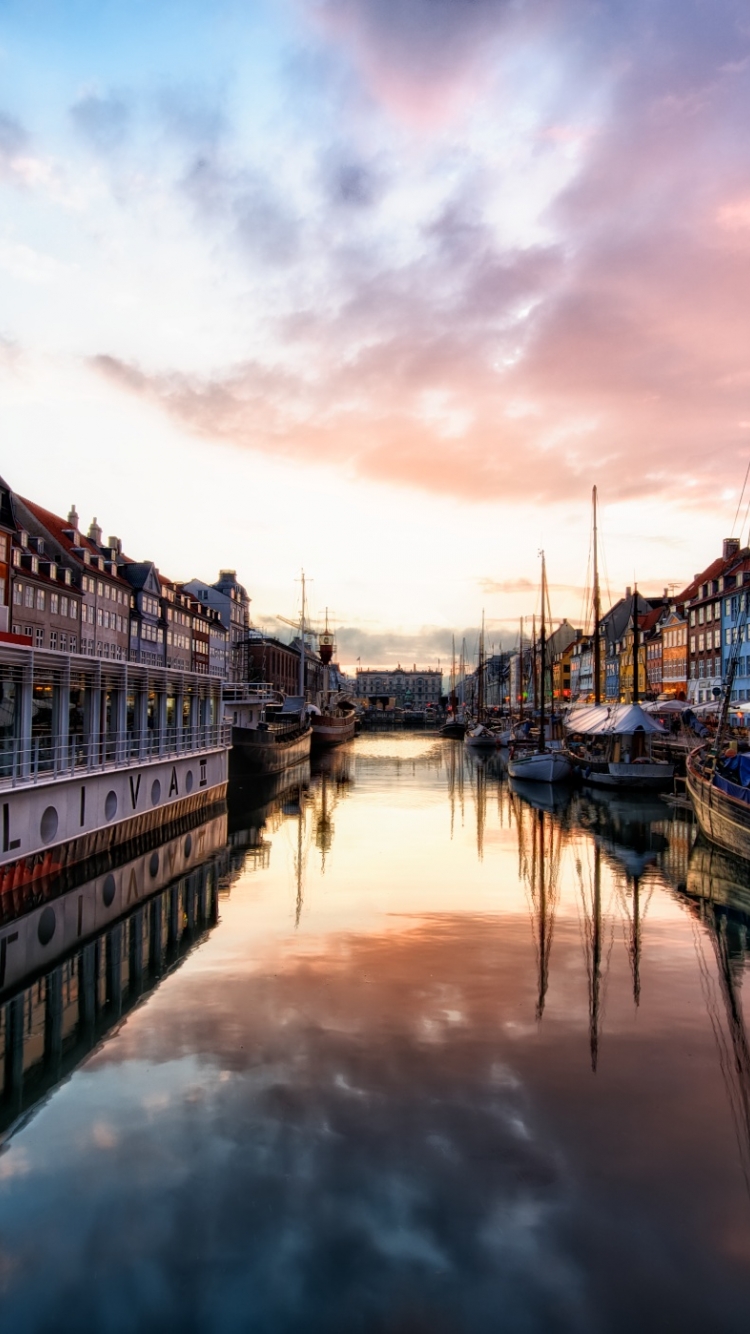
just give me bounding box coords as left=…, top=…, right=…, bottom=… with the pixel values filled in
left=731, top=456, right=750, bottom=538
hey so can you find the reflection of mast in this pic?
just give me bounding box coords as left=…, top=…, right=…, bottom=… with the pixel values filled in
left=474, top=758, right=487, bottom=860
left=693, top=901, right=750, bottom=1197
left=619, top=874, right=653, bottom=1008
left=578, top=842, right=606, bottom=1072
left=295, top=781, right=305, bottom=927
left=315, top=769, right=334, bottom=872
left=519, top=800, right=562, bottom=1020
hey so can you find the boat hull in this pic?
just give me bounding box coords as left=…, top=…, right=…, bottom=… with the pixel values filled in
left=465, top=734, right=498, bottom=751
left=507, top=751, right=571, bottom=783
left=229, top=725, right=312, bottom=777
left=570, top=757, right=674, bottom=790
left=310, top=714, right=356, bottom=750
left=440, top=722, right=466, bottom=739
left=686, top=749, right=750, bottom=862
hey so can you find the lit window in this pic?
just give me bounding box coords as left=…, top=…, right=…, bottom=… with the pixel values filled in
left=13, top=582, right=22, bottom=605
left=60, top=596, right=68, bottom=617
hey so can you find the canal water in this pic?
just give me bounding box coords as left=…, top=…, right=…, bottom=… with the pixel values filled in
left=1, top=733, right=750, bottom=1332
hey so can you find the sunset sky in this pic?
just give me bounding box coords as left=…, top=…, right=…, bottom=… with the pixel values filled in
left=2, top=0, right=750, bottom=668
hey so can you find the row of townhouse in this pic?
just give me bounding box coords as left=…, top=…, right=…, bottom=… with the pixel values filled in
left=554, top=537, right=750, bottom=705
left=0, top=475, right=252, bottom=681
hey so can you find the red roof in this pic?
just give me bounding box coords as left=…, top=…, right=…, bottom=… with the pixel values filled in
left=20, top=498, right=130, bottom=587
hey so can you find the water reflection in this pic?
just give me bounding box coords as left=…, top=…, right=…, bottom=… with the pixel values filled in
left=0, top=736, right=749, bottom=1331
left=0, top=808, right=229, bottom=1146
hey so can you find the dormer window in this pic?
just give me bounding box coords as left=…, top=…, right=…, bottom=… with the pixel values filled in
left=20, top=530, right=28, bottom=548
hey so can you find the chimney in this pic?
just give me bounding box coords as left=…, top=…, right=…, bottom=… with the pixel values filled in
left=67, top=503, right=79, bottom=528
left=723, top=537, right=740, bottom=560
left=87, top=517, right=102, bottom=545
left=625, top=585, right=632, bottom=600
left=108, top=536, right=122, bottom=557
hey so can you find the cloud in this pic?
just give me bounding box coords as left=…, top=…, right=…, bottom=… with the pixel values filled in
left=69, top=91, right=132, bottom=150
left=0, top=110, right=28, bottom=164
left=306, top=0, right=529, bottom=122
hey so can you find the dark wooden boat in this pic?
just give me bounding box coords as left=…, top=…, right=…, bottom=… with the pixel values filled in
left=310, top=708, right=356, bottom=750
left=440, top=720, right=466, bottom=739
left=686, top=745, right=750, bottom=862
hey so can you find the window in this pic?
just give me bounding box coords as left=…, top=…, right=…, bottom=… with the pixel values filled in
left=24, top=585, right=34, bottom=608
left=50, top=592, right=59, bottom=615
left=70, top=635, right=76, bottom=653
left=70, top=600, right=77, bottom=618
left=34, top=627, right=43, bottom=647
left=698, top=607, right=704, bottom=625
left=105, top=584, right=110, bottom=599
left=698, top=633, right=705, bottom=652
left=699, top=660, right=705, bottom=678
left=13, top=581, right=22, bottom=605
left=59, top=631, right=67, bottom=651
left=690, top=610, right=696, bottom=626
left=60, top=596, right=68, bottom=617
left=50, top=631, right=57, bottom=650
left=97, top=581, right=103, bottom=597
left=36, top=588, right=45, bottom=611
left=706, top=604, right=712, bottom=623
left=97, top=607, right=103, bottom=626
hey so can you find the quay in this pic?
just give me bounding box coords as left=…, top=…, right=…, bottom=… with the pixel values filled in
left=0, top=642, right=229, bottom=890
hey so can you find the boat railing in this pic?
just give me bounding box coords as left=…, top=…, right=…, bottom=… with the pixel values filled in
left=0, top=721, right=232, bottom=789
left=222, top=683, right=278, bottom=702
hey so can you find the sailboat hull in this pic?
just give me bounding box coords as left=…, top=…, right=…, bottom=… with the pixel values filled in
left=507, top=751, right=571, bottom=783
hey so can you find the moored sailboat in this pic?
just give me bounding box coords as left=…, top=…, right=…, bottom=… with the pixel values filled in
left=508, top=554, right=571, bottom=783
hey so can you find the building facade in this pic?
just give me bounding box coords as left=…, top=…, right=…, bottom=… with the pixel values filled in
left=356, top=667, right=442, bottom=707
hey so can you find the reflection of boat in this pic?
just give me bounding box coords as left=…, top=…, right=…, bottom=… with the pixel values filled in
left=566, top=702, right=674, bottom=790
left=227, top=763, right=311, bottom=860
left=0, top=813, right=229, bottom=1145
left=509, top=778, right=572, bottom=816
left=683, top=842, right=750, bottom=1197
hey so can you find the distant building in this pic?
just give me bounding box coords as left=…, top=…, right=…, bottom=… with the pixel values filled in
left=356, top=667, right=442, bottom=707
left=183, top=572, right=250, bottom=682
left=684, top=540, right=744, bottom=704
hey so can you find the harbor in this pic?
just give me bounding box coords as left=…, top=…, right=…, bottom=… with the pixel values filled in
left=1, top=731, right=750, bottom=1332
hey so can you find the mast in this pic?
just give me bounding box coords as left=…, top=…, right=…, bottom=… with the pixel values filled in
left=528, top=613, right=533, bottom=720
left=632, top=584, right=640, bottom=705
left=539, top=554, right=546, bottom=753
left=298, top=570, right=306, bottom=699
left=593, top=486, right=601, bottom=705
left=477, top=613, right=485, bottom=722
left=450, top=635, right=457, bottom=716
left=518, top=617, right=523, bottom=720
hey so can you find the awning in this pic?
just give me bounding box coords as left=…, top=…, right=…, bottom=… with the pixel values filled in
left=565, top=703, right=666, bottom=736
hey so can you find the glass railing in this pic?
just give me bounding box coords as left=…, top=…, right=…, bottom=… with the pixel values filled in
left=0, top=722, right=232, bottom=787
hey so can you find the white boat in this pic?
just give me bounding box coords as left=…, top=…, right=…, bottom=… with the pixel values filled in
left=508, top=749, right=571, bottom=782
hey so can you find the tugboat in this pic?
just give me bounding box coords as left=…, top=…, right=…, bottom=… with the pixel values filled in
left=224, top=575, right=313, bottom=777
left=310, top=613, right=356, bottom=751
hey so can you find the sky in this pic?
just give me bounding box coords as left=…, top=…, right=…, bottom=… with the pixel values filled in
left=2, top=0, right=750, bottom=669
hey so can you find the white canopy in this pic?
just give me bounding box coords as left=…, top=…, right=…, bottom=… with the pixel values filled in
left=565, top=703, right=666, bottom=736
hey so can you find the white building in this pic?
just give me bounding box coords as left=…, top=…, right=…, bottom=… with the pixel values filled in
left=356, top=666, right=442, bottom=707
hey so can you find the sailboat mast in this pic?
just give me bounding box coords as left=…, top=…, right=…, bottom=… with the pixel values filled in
left=519, top=617, right=523, bottom=720
left=532, top=614, right=538, bottom=712
left=632, top=584, right=640, bottom=705
left=298, top=571, right=306, bottom=698
left=593, top=486, right=601, bottom=705
left=478, top=614, right=485, bottom=721
left=539, top=555, right=546, bottom=753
